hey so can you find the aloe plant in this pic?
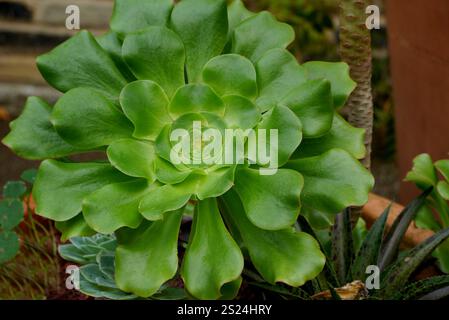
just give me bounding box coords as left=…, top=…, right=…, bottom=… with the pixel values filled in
left=306, top=190, right=449, bottom=300
left=2, top=0, right=374, bottom=299
left=406, top=154, right=449, bottom=273
left=246, top=190, right=449, bottom=300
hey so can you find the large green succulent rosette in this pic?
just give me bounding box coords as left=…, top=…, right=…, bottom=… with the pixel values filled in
left=2, top=0, right=374, bottom=299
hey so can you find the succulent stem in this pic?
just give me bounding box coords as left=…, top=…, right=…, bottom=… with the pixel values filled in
left=339, top=0, right=373, bottom=169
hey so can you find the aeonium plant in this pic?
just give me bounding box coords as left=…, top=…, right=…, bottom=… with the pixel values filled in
left=2, top=0, right=374, bottom=299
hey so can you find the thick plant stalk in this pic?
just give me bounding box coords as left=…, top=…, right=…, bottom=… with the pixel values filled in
left=339, top=0, right=373, bottom=225
left=339, top=0, right=373, bottom=169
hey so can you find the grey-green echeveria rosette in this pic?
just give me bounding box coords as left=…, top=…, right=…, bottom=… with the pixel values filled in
left=2, top=0, right=374, bottom=299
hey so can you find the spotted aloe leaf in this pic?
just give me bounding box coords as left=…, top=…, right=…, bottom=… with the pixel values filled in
left=2, top=0, right=374, bottom=299
left=379, top=227, right=449, bottom=299
left=392, top=276, right=449, bottom=300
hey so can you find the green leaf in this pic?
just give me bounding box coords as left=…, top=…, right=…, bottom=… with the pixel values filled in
left=51, top=88, right=134, bottom=149
left=115, top=210, right=183, bottom=298
left=97, top=251, right=115, bottom=278
left=155, top=125, right=177, bottom=162
left=71, top=234, right=115, bottom=251
left=256, top=105, right=302, bottom=167
left=139, top=184, right=191, bottom=221
left=114, top=221, right=151, bottom=246
left=189, top=168, right=236, bottom=200
left=405, top=154, right=438, bottom=189
left=227, top=0, right=254, bottom=42
left=353, top=219, right=369, bottom=253
left=119, top=80, right=171, bottom=141
left=140, top=167, right=235, bottom=220
left=36, top=31, right=127, bottom=100
left=233, top=167, right=303, bottom=230
left=301, top=208, right=335, bottom=230
left=331, top=209, right=354, bottom=284
left=110, top=0, right=173, bottom=38
left=437, top=181, right=449, bottom=200
left=231, top=12, right=294, bottom=63
left=83, top=180, right=153, bottom=234
left=434, top=239, right=449, bottom=273
left=280, top=79, right=334, bottom=138
left=91, top=234, right=118, bottom=251
left=154, top=157, right=191, bottom=185
left=20, top=169, right=38, bottom=184
left=219, top=277, right=242, bottom=300
left=107, top=139, right=157, bottom=181
left=55, top=213, right=96, bottom=242
left=33, top=160, right=130, bottom=221
left=294, top=114, right=366, bottom=159
left=182, top=198, right=243, bottom=299
left=79, top=265, right=137, bottom=300
left=351, top=207, right=389, bottom=281
left=379, top=227, right=449, bottom=299
left=170, top=0, right=228, bottom=82
left=59, top=234, right=116, bottom=264
left=222, top=95, right=261, bottom=129
left=169, top=84, right=225, bottom=117
left=222, top=190, right=325, bottom=287
left=379, top=189, right=431, bottom=271
left=303, top=61, right=356, bottom=109
left=0, top=231, right=20, bottom=264
left=255, top=49, right=307, bottom=112
left=170, top=111, right=226, bottom=135
left=80, top=264, right=116, bottom=289
left=122, top=27, right=185, bottom=97
left=415, top=205, right=441, bottom=231
left=287, top=149, right=374, bottom=213
left=96, top=31, right=136, bottom=82
left=3, top=181, right=27, bottom=199
left=436, top=160, right=449, bottom=182
left=202, top=54, right=257, bottom=99
left=0, top=199, right=24, bottom=230
left=2, top=97, right=82, bottom=160
left=394, top=275, right=449, bottom=300
left=297, top=215, right=340, bottom=286
left=59, top=243, right=92, bottom=265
